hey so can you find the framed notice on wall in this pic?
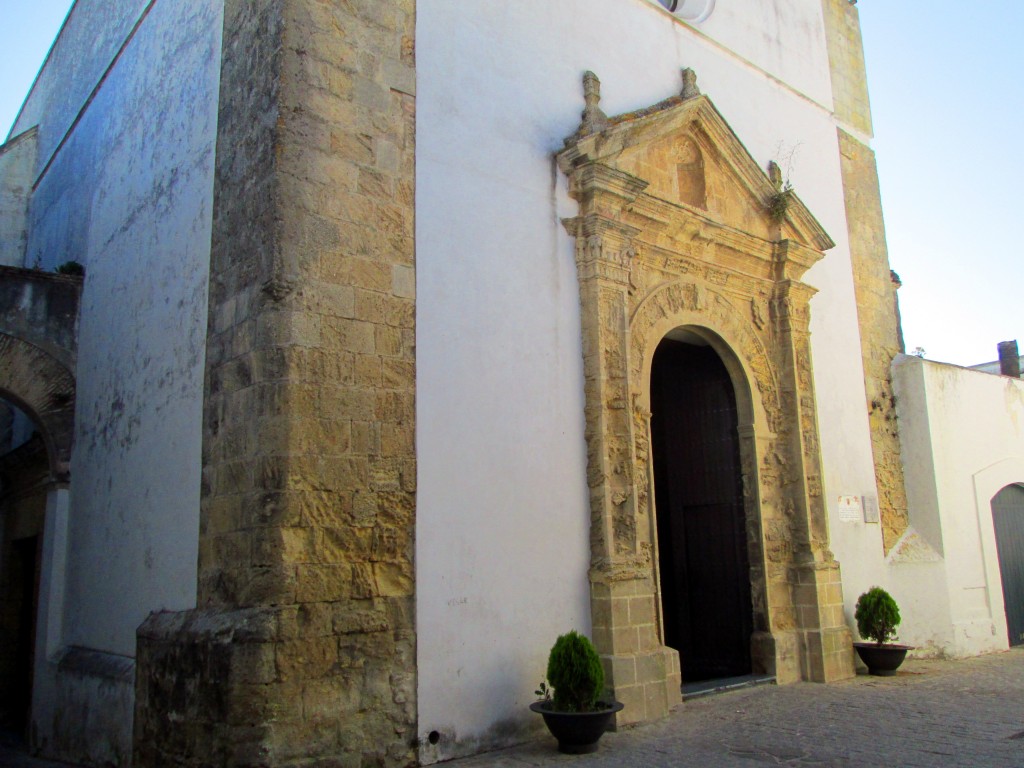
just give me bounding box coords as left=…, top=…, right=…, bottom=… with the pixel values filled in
left=836, top=495, right=862, bottom=523
left=862, top=494, right=879, bottom=523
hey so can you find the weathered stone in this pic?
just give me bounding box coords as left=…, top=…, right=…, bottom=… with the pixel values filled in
left=558, top=74, right=854, bottom=716
left=838, top=129, right=910, bottom=553
left=133, top=1, right=417, bottom=765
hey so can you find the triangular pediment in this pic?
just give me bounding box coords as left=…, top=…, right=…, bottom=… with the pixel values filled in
left=559, top=91, right=833, bottom=253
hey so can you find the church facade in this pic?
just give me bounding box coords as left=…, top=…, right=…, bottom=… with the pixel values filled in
left=1, top=1, right=1022, bottom=766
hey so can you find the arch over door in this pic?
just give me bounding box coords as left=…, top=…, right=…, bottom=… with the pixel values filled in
left=558, top=74, right=856, bottom=716
left=992, top=484, right=1024, bottom=646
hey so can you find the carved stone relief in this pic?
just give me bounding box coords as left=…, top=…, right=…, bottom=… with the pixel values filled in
left=559, top=71, right=855, bottom=719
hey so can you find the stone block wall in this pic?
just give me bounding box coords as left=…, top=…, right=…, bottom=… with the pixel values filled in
left=821, top=0, right=872, bottom=137
left=839, top=130, right=909, bottom=553
left=134, top=0, right=418, bottom=764
left=50, top=648, right=135, bottom=767
left=824, top=0, right=909, bottom=553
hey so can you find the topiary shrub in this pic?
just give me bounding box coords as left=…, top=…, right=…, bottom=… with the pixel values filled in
left=855, top=586, right=901, bottom=645
left=545, top=630, right=604, bottom=712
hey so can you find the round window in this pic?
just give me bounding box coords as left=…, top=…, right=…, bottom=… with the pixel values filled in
left=658, top=0, right=716, bottom=23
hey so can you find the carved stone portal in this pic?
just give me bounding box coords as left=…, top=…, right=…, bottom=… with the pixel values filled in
left=558, top=72, right=854, bottom=724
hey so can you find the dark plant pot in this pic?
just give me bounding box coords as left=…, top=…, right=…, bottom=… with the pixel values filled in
left=529, top=700, right=624, bottom=754
left=853, top=642, right=912, bottom=676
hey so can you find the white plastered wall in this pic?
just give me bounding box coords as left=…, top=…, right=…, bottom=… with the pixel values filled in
left=891, top=355, right=1024, bottom=656
left=14, top=0, right=222, bottom=760
left=416, top=0, right=877, bottom=760
left=21, top=0, right=222, bottom=658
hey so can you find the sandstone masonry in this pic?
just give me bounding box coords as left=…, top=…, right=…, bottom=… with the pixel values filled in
left=822, top=0, right=910, bottom=552
left=134, top=1, right=418, bottom=765
left=558, top=74, right=855, bottom=718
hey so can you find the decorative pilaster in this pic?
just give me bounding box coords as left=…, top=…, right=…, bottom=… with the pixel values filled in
left=561, top=143, right=682, bottom=723
left=772, top=242, right=854, bottom=682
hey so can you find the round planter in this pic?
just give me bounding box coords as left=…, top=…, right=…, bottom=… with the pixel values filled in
left=529, top=700, right=624, bottom=754
left=853, top=642, right=912, bottom=676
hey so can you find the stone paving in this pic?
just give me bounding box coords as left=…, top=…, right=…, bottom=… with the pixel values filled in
left=0, top=730, right=78, bottom=768
left=3, top=649, right=1022, bottom=767
left=451, top=648, right=1024, bottom=768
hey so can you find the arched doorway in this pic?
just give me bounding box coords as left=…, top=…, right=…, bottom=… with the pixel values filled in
left=0, top=400, right=48, bottom=734
left=650, top=332, right=752, bottom=681
left=992, top=484, right=1024, bottom=646
left=0, top=333, right=76, bottom=739
left=559, top=75, right=856, bottom=718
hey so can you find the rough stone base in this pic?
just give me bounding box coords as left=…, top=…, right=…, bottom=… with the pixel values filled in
left=800, top=626, right=856, bottom=682
left=591, top=577, right=682, bottom=726
left=751, top=630, right=797, bottom=683
left=135, top=602, right=416, bottom=768
left=606, top=645, right=681, bottom=727
left=33, top=648, right=134, bottom=767
left=791, top=560, right=855, bottom=683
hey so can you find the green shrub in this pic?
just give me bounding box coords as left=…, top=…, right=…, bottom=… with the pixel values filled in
left=55, top=260, right=85, bottom=276
left=766, top=182, right=793, bottom=222
left=855, top=586, right=901, bottom=645
left=545, top=630, right=604, bottom=712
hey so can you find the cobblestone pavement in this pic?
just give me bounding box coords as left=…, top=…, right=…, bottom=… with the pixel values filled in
left=451, top=648, right=1024, bottom=768
left=3, top=650, right=1022, bottom=767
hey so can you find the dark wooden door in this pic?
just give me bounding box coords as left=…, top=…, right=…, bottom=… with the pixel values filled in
left=1, top=535, right=39, bottom=731
left=651, top=339, right=752, bottom=682
left=992, top=484, right=1024, bottom=647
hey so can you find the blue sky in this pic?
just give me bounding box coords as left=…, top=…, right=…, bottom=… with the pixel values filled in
left=860, top=2, right=1024, bottom=366
left=2, top=0, right=73, bottom=140
left=1, top=1, right=1020, bottom=366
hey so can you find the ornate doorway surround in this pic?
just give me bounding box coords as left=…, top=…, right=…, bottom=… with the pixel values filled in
left=557, top=71, right=854, bottom=724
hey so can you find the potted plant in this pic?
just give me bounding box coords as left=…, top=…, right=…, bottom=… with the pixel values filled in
left=529, top=630, right=624, bottom=754
left=853, top=586, right=912, bottom=676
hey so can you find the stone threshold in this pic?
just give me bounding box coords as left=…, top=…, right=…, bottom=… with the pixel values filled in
left=682, top=673, right=776, bottom=699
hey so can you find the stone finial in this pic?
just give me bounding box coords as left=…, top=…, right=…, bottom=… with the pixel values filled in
left=681, top=68, right=700, bottom=99
left=578, top=71, right=609, bottom=137
left=768, top=160, right=784, bottom=189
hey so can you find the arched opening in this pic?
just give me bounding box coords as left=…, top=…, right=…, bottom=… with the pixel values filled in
left=561, top=79, right=855, bottom=712
left=0, top=398, right=49, bottom=735
left=650, top=330, right=753, bottom=682
left=0, top=334, right=76, bottom=741
left=991, top=484, right=1024, bottom=646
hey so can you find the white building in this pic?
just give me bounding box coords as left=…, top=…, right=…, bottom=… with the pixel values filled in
left=0, top=1, right=1021, bottom=766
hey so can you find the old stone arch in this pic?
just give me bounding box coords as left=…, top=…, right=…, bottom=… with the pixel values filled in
left=0, top=269, right=80, bottom=733
left=558, top=71, right=854, bottom=724
left=0, top=334, right=75, bottom=482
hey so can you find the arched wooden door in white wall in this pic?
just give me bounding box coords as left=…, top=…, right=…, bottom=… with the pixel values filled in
left=992, top=484, right=1024, bottom=647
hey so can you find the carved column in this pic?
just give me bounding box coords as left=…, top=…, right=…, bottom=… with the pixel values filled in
left=772, top=241, right=854, bottom=683
left=562, top=162, right=682, bottom=725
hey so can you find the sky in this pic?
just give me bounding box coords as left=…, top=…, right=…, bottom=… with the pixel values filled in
left=0, top=0, right=1020, bottom=367
left=2, top=0, right=74, bottom=140
left=859, top=2, right=1024, bottom=366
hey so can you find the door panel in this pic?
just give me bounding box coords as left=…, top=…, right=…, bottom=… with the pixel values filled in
left=651, top=339, right=752, bottom=681
left=992, top=484, right=1024, bottom=647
